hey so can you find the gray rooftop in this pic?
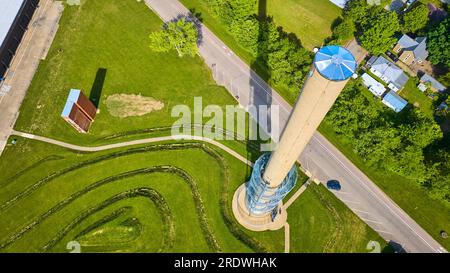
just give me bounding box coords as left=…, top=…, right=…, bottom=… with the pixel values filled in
left=371, top=56, right=409, bottom=89
left=397, top=34, right=429, bottom=61
left=421, top=74, right=447, bottom=92
left=0, top=0, right=25, bottom=48
left=328, top=0, right=350, bottom=8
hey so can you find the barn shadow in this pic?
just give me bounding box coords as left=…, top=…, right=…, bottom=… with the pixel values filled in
left=89, top=68, right=107, bottom=107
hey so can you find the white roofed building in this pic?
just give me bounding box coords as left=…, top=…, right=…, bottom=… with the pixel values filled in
left=0, top=0, right=39, bottom=81
left=329, top=0, right=351, bottom=8
left=361, top=73, right=387, bottom=97
left=367, top=56, right=409, bottom=92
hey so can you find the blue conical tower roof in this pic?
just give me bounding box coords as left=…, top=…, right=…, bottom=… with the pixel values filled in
left=314, top=45, right=357, bottom=81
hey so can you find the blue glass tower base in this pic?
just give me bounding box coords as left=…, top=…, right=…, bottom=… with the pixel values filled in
left=231, top=154, right=298, bottom=231
left=246, top=153, right=297, bottom=216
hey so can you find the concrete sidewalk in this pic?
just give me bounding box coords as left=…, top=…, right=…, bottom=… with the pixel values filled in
left=0, top=0, right=63, bottom=155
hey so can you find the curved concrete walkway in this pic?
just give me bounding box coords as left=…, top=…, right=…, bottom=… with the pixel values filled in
left=12, top=130, right=253, bottom=167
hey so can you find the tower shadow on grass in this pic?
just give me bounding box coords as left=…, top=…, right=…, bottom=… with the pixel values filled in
left=89, top=68, right=107, bottom=107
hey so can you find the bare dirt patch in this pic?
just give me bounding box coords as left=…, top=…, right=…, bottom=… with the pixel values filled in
left=105, top=94, right=164, bottom=118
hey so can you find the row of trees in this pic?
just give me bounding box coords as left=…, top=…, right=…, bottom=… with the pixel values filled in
left=202, top=0, right=312, bottom=95
left=427, top=17, right=450, bottom=67
left=325, top=80, right=449, bottom=204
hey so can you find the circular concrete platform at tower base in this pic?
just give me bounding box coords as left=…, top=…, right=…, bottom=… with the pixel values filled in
left=232, top=184, right=287, bottom=232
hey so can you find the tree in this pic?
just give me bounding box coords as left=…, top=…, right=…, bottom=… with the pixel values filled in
left=402, top=4, right=429, bottom=34
left=388, top=145, right=429, bottom=182
left=427, top=17, right=450, bottom=66
left=345, top=0, right=370, bottom=25
left=215, top=0, right=256, bottom=26
left=262, top=20, right=311, bottom=93
left=149, top=18, right=198, bottom=57
left=359, top=11, right=400, bottom=54
left=229, top=16, right=259, bottom=55
left=333, top=17, right=356, bottom=41
left=400, top=109, right=442, bottom=149
left=439, top=72, right=450, bottom=87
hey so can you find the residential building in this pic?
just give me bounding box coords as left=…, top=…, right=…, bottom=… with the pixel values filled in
left=367, top=56, right=409, bottom=92
left=420, top=74, right=447, bottom=93
left=393, top=34, right=429, bottom=66
left=417, top=82, right=428, bottom=92
left=328, top=0, right=350, bottom=9
left=361, top=73, right=387, bottom=97
left=382, top=90, right=408, bottom=112
left=386, top=0, right=417, bottom=12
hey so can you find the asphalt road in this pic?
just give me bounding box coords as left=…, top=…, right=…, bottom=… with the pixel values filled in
left=145, top=0, right=446, bottom=253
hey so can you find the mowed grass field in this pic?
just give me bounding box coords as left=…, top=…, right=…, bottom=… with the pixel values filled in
left=0, top=137, right=386, bottom=252
left=0, top=0, right=387, bottom=253
left=267, top=0, right=341, bottom=50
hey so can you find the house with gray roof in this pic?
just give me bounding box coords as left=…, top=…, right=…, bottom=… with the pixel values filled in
left=328, top=0, right=350, bottom=8
left=420, top=74, right=447, bottom=93
left=393, top=34, right=429, bottom=66
left=368, top=56, right=409, bottom=92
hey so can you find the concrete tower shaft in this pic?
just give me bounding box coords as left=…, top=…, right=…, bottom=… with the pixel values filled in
left=264, top=45, right=356, bottom=187
left=262, top=70, right=349, bottom=186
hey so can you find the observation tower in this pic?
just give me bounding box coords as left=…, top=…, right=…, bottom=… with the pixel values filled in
left=232, top=45, right=357, bottom=231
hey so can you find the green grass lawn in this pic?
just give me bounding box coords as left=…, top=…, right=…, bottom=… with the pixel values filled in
left=0, top=137, right=386, bottom=253
left=288, top=183, right=390, bottom=253
left=267, top=0, right=341, bottom=50
left=0, top=0, right=385, bottom=253
left=399, top=79, right=435, bottom=118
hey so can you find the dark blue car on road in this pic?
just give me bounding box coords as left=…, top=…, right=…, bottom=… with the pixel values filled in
left=326, top=180, right=342, bottom=191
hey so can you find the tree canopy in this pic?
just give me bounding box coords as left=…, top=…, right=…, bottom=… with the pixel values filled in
left=326, top=80, right=444, bottom=186
left=344, top=0, right=400, bottom=55
left=149, top=18, right=198, bottom=57
left=359, top=11, right=400, bottom=54
left=427, top=17, right=450, bottom=67
left=333, top=17, right=356, bottom=42
left=401, top=4, right=429, bottom=34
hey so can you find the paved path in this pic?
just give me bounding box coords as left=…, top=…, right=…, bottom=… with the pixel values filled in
left=0, top=0, right=63, bottom=154
left=144, top=0, right=446, bottom=253
left=12, top=130, right=253, bottom=167
left=283, top=179, right=311, bottom=210
left=284, top=223, right=290, bottom=253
